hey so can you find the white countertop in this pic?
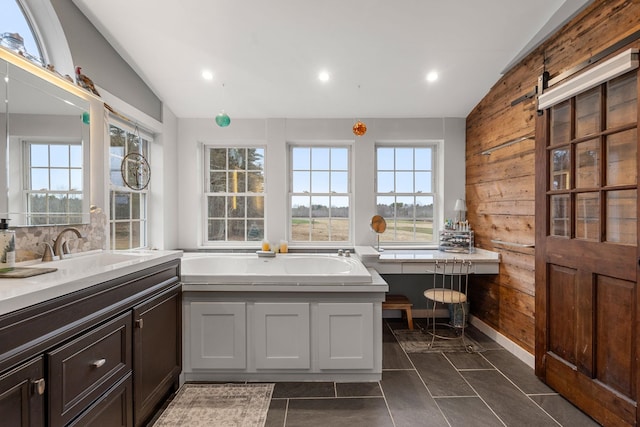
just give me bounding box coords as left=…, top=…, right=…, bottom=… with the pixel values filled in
left=0, top=249, right=183, bottom=316
left=354, top=246, right=500, bottom=274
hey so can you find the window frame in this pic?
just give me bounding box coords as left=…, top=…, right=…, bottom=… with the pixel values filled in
left=374, top=142, right=438, bottom=246
left=201, top=143, right=267, bottom=246
left=108, top=120, right=151, bottom=250
left=21, top=139, right=84, bottom=225
left=287, top=142, right=353, bottom=246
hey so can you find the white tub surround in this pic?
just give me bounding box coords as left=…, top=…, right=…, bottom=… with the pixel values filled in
left=0, top=249, right=183, bottom=315
left=355, top=246, right=500, bottom=275
left=181, top=252, right=373, bottom=286
left=181, top=253, right=388, bottom=382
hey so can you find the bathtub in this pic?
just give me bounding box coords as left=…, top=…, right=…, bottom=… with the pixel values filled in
left=180, top=252, right=387, bottom=382
left=181, top=252, right=372, bottom=284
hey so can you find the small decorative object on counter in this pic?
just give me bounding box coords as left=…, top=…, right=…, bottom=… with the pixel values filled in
left=279, top=240, right=288, bottom=253
left=439, top=229, right=474, bottom=253
left=0, top=218, right=16, bottom=271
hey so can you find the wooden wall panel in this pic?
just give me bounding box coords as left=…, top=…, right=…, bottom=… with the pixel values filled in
left=466, top=0, right=640, bottom=354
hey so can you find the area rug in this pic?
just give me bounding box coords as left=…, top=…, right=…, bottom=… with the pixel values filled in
left=392, top=327, right=485, bottom=353
left=152, top=383, right=274, bottom=427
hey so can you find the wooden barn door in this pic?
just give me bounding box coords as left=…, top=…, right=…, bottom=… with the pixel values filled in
left=535, top=68, right=639, bottom=426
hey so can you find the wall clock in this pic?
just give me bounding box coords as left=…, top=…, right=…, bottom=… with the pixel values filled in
left=121, top=152, right=151, bottom=190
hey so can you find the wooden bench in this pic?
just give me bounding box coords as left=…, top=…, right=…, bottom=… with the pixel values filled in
left=382, top=294, right=414, bottom=330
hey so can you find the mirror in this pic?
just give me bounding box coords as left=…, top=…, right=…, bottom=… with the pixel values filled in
left=0, top=48, right=91, bottom=226
left=370, top=215, right=386, bottom=252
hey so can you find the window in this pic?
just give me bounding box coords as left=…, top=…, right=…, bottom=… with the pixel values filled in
left=109, top=123, right=149, bottom=249
left=290, top=146, right=350, bottom=242
left=23, top=141, right=83, bottom=225
left=547, top=71, right=637, bottom=244
left=204, top=147, right=265, bottom=242
left=0, top=0, right=44, bottom=64
left=376, top=145, right=436, bottom=243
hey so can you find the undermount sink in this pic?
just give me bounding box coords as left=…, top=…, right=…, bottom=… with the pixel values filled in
left=42, top=251, right=148, bottom=270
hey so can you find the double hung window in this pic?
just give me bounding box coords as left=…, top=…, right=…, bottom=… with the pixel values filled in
left=23, top=141, right=83, bottom=225
left=204, top=147, right=265, bottom=243
left=109, top=123, right=149, bottom=249
left=290, top=146, right=350, bottom=242
left=376, top=145, right=436, bottom=243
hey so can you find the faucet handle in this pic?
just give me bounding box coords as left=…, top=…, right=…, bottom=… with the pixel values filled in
left=62, top=241, right=71, bottom=255
left=41, top=242, right=54, bottom=262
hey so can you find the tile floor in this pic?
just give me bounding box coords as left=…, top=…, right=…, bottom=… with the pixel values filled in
left=264, top=319, right=600, bottom=427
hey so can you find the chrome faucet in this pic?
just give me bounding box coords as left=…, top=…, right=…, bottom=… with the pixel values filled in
left=52, top=227, right=83, bottom=259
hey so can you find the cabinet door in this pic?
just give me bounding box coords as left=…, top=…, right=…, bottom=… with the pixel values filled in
left=254, top=303, right=310, bottom=369
left=189, top=302, right=246, bottom=369
left=0, top=357, right=45, bottom=427
left=318, top=303, right=374, bottom=369
left=133, top=284, right=181, bottom=427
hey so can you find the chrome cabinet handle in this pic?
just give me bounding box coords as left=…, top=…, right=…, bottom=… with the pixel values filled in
left=32, top=378, right=46, bottom=395
left=92, top=358, right=106, bottom=368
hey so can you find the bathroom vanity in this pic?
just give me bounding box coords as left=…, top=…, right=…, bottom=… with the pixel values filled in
left=0, top=250, right=182, bottom=427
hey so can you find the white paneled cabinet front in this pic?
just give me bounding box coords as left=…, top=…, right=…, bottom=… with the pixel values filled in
left=182, top=292, right=385, bottom=381
left=253, top=303, right=310, bottom=369
left=318, top=303, right=374, bottom=369
left=189, top=301, right=246, bottom=369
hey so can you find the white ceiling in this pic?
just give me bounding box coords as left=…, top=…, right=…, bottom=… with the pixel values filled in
left=73, top=0, right=592, bottom=119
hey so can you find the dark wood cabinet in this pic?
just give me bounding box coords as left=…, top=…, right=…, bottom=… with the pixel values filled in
left=0, top=357, right=45, bottom=427
left=133, top=283, right=181, bottom=427
left=67, top=374, right=133, bottom=427
left=48, top=312, right=132, bottom=427
left=0, top=258, right=181, bottom=427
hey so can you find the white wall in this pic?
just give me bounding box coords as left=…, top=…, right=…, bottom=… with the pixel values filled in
left=148, top=104, right=179, bottom=249
left=177, top=117, right=466, bottom=250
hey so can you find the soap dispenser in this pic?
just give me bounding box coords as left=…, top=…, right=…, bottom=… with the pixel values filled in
left=0, top=218, right=15, bottom=272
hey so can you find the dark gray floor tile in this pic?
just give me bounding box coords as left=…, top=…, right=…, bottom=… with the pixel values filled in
left=385, top=318, right=411, bottom=331
left=381, top=370, right=448, bottom=427
left=336, top=382, right=382, bottom=397
left=444, top=351, right=494, bottom=370
left=265, top=399, right=287, bottom=427
left=410, top=353, right=476, bottom=396
left=464, top=325, right=504, bottom=350
left=530, top=394, right=600, bottom=426
left=435, top=396, right=503, bottom=427
left=482, top=350, right=554, bottom=394
left=272, top=382, right=335, bottom=398
left=285, top=397, right=392, bottom=427
left=462, top=370, right=559, bottom=426
left=383, top=322, right=413, bottom=369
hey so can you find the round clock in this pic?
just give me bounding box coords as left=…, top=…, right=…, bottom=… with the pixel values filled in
left=121, top=152, right=151, bottom=190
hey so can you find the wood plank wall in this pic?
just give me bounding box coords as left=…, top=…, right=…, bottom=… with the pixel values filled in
left=466, top=0, right=640, bottom=353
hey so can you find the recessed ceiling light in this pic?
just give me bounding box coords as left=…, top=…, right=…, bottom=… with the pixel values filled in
left=318, top=70, right=330, bottom=82
left=202, top=70, right=214, bottom=81
left=426, top=71, right=438, bottom=82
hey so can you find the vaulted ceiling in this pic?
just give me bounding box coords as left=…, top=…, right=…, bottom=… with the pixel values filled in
left=73, top=0, right=592, bottom=119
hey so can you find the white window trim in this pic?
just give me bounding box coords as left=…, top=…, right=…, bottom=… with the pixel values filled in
left=108, top=119, right=151, bottom=250
left=286, top=141, right=354, bottom=247
left=201, top=141, right=268, bottom=247
left=374, top=140, right=440, bottom=248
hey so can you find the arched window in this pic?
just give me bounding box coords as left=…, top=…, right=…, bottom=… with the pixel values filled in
left=0, top=0, right=44, bottom=64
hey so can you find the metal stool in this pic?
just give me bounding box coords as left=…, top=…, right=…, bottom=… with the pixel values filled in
left=423, top=259, right=472, bottom=351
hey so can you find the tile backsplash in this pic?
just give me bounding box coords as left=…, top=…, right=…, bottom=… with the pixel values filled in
left=13, top=210, right=107, bottom=262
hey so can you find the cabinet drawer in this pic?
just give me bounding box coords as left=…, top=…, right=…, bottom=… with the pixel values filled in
left=48, top=312, right=132, bottom=427
left=68, top=373, right=133, bottom=427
